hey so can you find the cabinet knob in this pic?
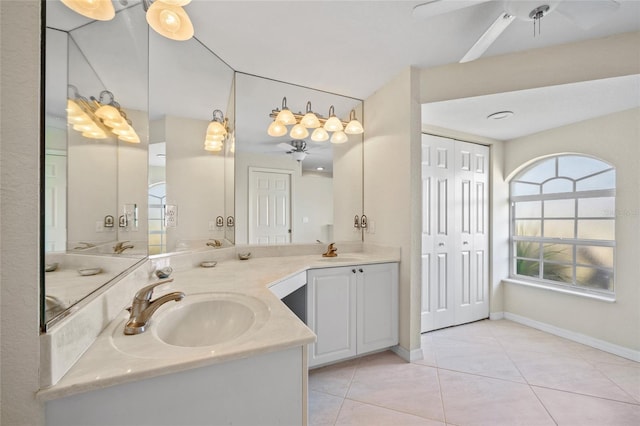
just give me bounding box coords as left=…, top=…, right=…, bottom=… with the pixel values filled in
left=438, top=242, right=445, bottom=247
left=463, top=241, right=469, bottom=245
left=352, top=269, right=357, bottom=274
left=358, top=268, right=363, bottom=273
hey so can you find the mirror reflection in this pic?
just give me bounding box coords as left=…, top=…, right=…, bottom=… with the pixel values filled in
left=44, top=3, right=148, bottom=326
left=234, top=73, right=364, bottom=245
left=147, top=32, right=235, bottom=254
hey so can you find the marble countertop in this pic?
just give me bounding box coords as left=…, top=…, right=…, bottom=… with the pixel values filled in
left=38, top=251, right=399, bottom=401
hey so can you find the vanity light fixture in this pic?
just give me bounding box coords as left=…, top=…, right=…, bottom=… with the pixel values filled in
left=204, top=109, right=228, bottom=152
left=60, top=0, right=115, bottom=21
left=91, top=90, right=141, bottom=143
left=66, top=85, right=108, bottom=139
left=267, top=99, right=364, bottom=144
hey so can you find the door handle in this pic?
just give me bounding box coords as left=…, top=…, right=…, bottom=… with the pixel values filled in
left=438, top=243, right=445, bottom=247
left=463, top=241, right=469, bottom=245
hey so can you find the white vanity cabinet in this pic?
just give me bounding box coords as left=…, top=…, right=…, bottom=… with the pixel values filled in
left=307, top=263, right=398, bottom=367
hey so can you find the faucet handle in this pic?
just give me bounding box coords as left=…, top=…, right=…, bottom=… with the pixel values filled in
left=134, top=278, right=174, bottom=302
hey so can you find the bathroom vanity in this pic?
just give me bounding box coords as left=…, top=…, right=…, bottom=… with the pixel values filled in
left=39, top=248, right=399, bottom=426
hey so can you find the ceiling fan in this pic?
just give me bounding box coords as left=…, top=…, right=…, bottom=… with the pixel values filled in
left=277, top=140, right=309, bottom=162
left=413, top=0, right=621, bottom=63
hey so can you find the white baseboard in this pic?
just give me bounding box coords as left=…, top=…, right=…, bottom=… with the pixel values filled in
left=391, top=345, right=423, bottom=362
left=489, top=311, right=504, bottom=320
left=503, top=312, right=640, bottom=362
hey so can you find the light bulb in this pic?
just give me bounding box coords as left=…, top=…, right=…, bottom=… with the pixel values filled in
left=61, top=0, right=115, bottom=21
left=159, top=9, right=181, bottom=33
left=289, top=123, right=309, bottom=139
left=324, top=116, right=344, bottom=132
left=330, top=131, right=348, bottom=144
left=311, top=127, right=329, bottom=142
left=267, top=120, right=288, bottom=137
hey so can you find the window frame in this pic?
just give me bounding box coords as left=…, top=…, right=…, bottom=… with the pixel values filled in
left=509, top=155, right=616, bottom=297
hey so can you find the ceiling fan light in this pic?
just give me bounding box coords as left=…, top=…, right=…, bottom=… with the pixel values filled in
left=146, top=1, right=194, bottom=41
left=300, top=112, right=321, bottom=128
left=61, top=0, right=115, bottom=21
left=311, top=127, right=329, bottom=142
left=267, top=120, right=288, bottom=137
left=275, top=108, right=297, bottom=126
left=289, top=123, right=309, bottom=139
left=330, top=130, right=348, bottom=144
left=324, top=116, right=343, bottom=132
left=292, top=151, right=307, bottom=162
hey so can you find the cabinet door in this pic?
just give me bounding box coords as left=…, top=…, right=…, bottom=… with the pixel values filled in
left=307, top=267, right=357, bottom=367
left=357, top=263, right=399, bottom=354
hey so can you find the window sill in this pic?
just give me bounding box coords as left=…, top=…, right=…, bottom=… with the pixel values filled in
left=502, top=278, right=616, bottom=303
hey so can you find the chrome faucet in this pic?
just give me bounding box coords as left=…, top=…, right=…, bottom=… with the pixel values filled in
left=124, top=278, right=185, bottom=335
left=206, top=239, right=222, bottom=248
left=114, top=241, right=134, bottom=254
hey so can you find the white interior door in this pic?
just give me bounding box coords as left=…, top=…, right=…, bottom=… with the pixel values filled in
left=249, top=169, right=291, bottom=244
left=421, top=135, right=489, bottom=332
left=421, top=135, right=455, bottom=332
left=45, top=153, right=67, bottom=252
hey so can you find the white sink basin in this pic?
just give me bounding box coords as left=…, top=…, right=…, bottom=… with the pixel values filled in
left=110, top=292, right=270, bottom=358
left=156, top=298, right=255, bottom=347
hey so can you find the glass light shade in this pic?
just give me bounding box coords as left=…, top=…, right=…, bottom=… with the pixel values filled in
left=300, top=112, right=320, bottom=128
left=330, top=130, right=348, bottom=144
left=267, top=120, right=288, bottom=137
left=311, top=127, right=329, bottom=142
left=103, top=119, right=129, bottom=130
left=61, top=0, right=115, bottom=21
left=72, top=123, right=97, bottom=132
left=292, top=151, right=307, bottom=162
left=66, top=99, right=84, bottom=117
left=206, top=120, right=227, bottom=136
left=204, top=141, right=223, bottom=152
left=146, top=1, right=194, bottom=41
left=205, top=133, right=225, bottom=142
left=324, top=116, right=344, bottom=132
left=344, top=119, right=364, bottom=134
left=67, top=114, right=92, bottom=125
left=275, top=108, right=297, bottom=126
left=289, top=123, right=309, bottom=139
left=82, top=129, right=108, bottom=139
left=95, top=104, right=122, bottom=121
left=119, top=132, right=141, bottom=143
left=112, top=125, right=135, bottom=136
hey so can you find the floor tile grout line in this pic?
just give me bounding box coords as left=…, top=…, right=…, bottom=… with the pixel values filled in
left=435, top=366, right=450, bottom=426
left=340, top=394, right=448, bottom=424
left=529, top=384, right=640, bottom=407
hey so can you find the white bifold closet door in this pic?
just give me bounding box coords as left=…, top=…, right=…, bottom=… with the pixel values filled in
left=421, top=134, right=489, bottom=333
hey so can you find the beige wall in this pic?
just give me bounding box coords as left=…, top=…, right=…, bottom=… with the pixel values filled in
left=364, top=67, right=423, bottom=354
left=0, top=0, right=44, bottom=424
left=503, top=108, right=640, bottom=351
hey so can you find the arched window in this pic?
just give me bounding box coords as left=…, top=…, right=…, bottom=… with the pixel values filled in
left=510, top=155, right=615, bottom=294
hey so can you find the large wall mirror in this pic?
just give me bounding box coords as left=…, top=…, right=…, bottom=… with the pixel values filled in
left=43, top=2, right=149, bottom=328
left=234, top=73, right=364, bottom=245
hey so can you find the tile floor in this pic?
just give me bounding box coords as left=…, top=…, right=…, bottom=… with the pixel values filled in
left=308, top=319, right=640, bottom=425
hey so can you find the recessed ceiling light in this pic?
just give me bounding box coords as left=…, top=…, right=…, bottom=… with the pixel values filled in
left=316, top=167, right=324, bottom=171
left=487, top=111, right=514, bottom=120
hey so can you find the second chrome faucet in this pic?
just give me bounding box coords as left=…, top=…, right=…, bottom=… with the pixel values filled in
left=124, top=278, right=185, bottom=335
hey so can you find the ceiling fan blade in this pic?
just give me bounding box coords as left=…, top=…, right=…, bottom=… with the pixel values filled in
left=412, top=0, right=489, bottom=19
left=556, top=0, right=621, bottom=30
left=277, top=142, right=293, bottom=151
left=460, top=12, right=515, bottom=63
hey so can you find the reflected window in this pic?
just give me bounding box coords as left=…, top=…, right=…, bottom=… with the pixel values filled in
left=510, top=155, right=615, bottom=294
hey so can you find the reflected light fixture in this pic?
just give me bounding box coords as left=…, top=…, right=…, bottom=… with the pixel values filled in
left=204, top=109, right=228, bottom=152
left=60, top=0, right=115, bottom=21
left=145, top=0, right=194, bottom=41
left=267, top=100, right=364, bottom=144
left=91, top=90, right=141, bottom=143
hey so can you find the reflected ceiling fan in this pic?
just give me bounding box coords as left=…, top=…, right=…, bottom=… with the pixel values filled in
left=277, top=140, right=310, bottom=162
left=413, top=0, right=621, bottom=63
